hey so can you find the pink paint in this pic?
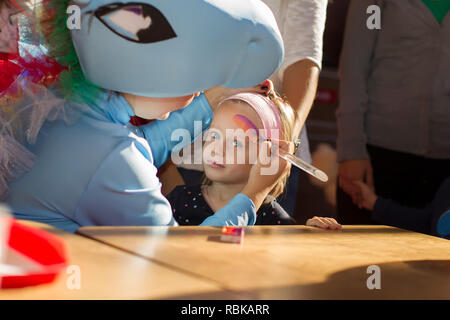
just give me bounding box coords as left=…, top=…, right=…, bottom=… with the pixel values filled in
left=232, top=114, right=259, bottom=137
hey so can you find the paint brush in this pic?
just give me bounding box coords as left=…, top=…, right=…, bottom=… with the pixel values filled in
left=233, top=114, right=328, bottom=182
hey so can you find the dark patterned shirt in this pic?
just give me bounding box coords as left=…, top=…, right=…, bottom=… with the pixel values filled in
left=167, top=184, right=296, bottom=226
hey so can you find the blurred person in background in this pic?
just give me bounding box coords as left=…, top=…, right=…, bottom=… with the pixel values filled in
left=336, top=0, right=450, bottom=225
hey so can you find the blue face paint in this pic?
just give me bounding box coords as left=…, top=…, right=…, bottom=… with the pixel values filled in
left=70, top=0, right=284, bottom=98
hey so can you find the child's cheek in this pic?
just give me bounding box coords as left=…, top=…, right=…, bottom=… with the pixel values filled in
left=226, top=163, right=251, bottom=184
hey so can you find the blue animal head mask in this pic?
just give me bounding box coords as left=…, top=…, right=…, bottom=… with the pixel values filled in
left=70, top=0, right=284, bottom=98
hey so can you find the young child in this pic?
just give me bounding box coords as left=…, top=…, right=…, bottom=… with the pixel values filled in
left=168, top=91, right=342, bottom=229
left=355, top=178, right=450, bottom=239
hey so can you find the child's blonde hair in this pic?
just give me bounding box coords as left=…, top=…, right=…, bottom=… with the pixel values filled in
left=263, top=90, right=297, bottom=204
left=203, top=90, right=298, bottom=205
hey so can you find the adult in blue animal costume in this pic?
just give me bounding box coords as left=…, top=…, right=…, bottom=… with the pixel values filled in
left=0, top=0, right=286, bottom=232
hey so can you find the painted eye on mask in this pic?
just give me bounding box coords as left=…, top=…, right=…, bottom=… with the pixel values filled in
left=95, top=2, right=177, bottom=44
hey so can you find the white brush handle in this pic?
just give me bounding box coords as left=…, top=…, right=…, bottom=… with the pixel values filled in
left=277, top=149, right=329, bottom=182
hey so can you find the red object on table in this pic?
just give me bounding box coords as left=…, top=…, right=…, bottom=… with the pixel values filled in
left=220, top=227, right=244, bottom=244
left=1, top=218, right=68, bottom=289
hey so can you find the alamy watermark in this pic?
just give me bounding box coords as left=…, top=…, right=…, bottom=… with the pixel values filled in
left=66, top=264, right=81, bottom=290
left=170, top=122, right=281, bottom=176
left=66, top=4, right=382, bottom=31
left=367, top=5, right=382, bottom=30
left=67, top=5, right=81, bottom=30
left=366, top=265, right=381, bottom=290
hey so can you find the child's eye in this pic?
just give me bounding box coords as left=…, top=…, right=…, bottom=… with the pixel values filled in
left=205, top=130, right=220, bottom=141
left=232, top=140, right=242, bottom=148
left=210, top=132, right=219, bottom=140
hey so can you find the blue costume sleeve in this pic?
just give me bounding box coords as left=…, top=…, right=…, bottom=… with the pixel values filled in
left=141, top=93, right=213, bottom=168
left=437, top=210, right=450, bottom=238
left=74, top=139, right=178, bottom=227
left=200, top=193, right=257, bottom=226
left=372, top=178, right=450, bottom=237
left=73, top=132, right=256, bottom=227
left=372, top=198, right=432, bottom=234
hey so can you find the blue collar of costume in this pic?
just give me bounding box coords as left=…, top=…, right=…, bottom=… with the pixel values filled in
left=82, top=90, right=135, bottom=126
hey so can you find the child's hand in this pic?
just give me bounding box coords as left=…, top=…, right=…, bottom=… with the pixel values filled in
left=306, top=216, right=342, bottom=230
left=354, top=181, right=378, bottom=211
left=242, top=140, right=291, bottom=210
left=248, top=139, right=293, bottom=188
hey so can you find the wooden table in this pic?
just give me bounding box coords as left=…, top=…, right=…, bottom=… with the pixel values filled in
left=78, top=225, right=450, bottom=299
left=0, top=221, right=239, bottom=299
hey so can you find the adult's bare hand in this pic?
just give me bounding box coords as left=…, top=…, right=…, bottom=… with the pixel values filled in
left=204, top=80, right=273, bottom=112
left=338, top=159, right=374, bottom=206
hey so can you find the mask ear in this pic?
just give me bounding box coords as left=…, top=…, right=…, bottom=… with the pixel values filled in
left=95, top=3, right=176, bottom=44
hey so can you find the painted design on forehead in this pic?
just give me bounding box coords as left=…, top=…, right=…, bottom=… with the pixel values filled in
left=233, top=114, right=259, bottom=137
